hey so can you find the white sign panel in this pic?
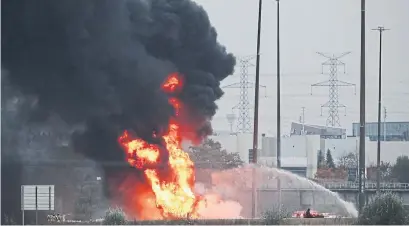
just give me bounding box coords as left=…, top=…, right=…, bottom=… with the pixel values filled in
left=21, top=185, right=55, bottom=211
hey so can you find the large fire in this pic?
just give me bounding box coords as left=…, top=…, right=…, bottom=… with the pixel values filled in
left=118, top=72, right=205, bottom=219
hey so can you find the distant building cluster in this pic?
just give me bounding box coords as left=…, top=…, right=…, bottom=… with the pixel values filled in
left=210, top=121, right=409, bottom=182
left=290, top=122, right=346, bottom=139
left=352, top=121, right=409, bottom=141
left=290, top=121, right=409, bottom=142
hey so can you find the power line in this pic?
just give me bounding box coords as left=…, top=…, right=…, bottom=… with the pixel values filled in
left=230, top=73, right=320, bottom=78
left=311, top=52, right=356, bottom=127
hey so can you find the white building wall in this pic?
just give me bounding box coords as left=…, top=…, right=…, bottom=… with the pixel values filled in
left=305, top=136, right=320, bottom=178
left=321, top=137, right=409, bottom=166
left=366, top=141, right=409, bottom=165
left=259, top=135, right=321, bottom=178
left=207, top=133, right=408, bottom=177
left=208, top=133, right=262, bottom=164
left=261, top=136, right=276, bottom=157
left=321, top=137, right=360, bottom=160
left=236, top=133, right=258, bottom=163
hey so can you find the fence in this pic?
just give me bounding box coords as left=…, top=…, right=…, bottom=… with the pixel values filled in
left=322, top=182, right=409, bottom=191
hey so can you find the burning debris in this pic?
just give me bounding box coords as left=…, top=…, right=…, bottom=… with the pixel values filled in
left=1, top=0, right=235, bottom=221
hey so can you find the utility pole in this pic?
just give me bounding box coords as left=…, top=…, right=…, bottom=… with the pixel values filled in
left=372, top=26, right=389, bottom=194
left=276, top=0, right=281, bottom=168
left=384, top=107, right=387, bottom=141
left=358, top=0, right=366, bottom=213
left=276, top=0, right=282, bottom=211
left=251, top=0, right=263, bottom=219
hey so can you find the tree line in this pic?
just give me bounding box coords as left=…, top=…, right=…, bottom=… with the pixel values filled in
left=315, top=149, right=409, bottom=183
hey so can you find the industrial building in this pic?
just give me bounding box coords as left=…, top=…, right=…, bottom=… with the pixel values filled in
left=209, top=128, right=409, bottom=180
left=290, top=122, right=346, bottom=139
left=352, top=121, right=409, bottom=141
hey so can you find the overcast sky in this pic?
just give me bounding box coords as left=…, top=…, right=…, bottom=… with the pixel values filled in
left=193, top=0, right=409, bottom=135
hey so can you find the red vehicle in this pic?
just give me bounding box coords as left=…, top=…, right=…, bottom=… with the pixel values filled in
left=292, top=210, right=325, bottom=218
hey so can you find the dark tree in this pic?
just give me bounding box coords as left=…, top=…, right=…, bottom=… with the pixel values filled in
left=188, top=139, right=244, bottom=170
left=367, top=161, right=393, bottom=182
left=326, top=149, right=336, bottom=169
left=391, top=155, right=409, bottom=183
left=337, top=152, right=358, bottom=169
left=317, top=150, right=325, bottom=169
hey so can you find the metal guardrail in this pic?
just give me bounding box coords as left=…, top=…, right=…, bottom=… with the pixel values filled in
left=321, top=182, right=409, bottom=190
left=258, top=182, right=409, bottom=191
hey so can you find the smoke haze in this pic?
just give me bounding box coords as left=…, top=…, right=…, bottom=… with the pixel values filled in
left=1, top=0, right=235, bottom=222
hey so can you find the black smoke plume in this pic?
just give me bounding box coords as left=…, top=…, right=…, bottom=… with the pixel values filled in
left=1, top=0, right=235, bottom=221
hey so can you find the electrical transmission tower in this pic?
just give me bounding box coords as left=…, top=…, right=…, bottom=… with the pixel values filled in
left=311, top=52, right=356, bottom=127
left=223, top=56, right=266, bottom=133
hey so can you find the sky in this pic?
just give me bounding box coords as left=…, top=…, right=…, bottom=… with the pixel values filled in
left=193, top=0, right=409, bottom=136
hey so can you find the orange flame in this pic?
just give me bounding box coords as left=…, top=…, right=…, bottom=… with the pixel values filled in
left=162, top=72, right=184, bottom=94
left=118, top=131, right=160, bottom=169
left=118, top=72, right=204, bottom=219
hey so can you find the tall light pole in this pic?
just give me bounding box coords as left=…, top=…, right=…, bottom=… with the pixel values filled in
left=276, top=0, right=282, bottom=209
left=358, top=0, right=366, bottom=212
left=276, top=0, right=281, bottom=169
left=251, top=0, right=263, bottom=218
left=372, top=26, right=389, bottom=194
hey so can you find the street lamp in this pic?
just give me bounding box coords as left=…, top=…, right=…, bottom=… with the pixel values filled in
left=371, top=26, right=389, bottom=194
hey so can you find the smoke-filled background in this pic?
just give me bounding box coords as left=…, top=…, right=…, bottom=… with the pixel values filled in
left=1, top=0, right=235, bottom=223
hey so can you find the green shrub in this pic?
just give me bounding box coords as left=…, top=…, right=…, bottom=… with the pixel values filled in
left=103, top=207, right=126, bottom=225
left=261, top=206, right=290, bottom=225
left=358, top=192, right=408, bottom=225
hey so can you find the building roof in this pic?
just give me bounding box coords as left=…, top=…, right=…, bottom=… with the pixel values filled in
left=352, top=121, right=409, bottom=125
left=291, top=122, right=345, bottom=130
